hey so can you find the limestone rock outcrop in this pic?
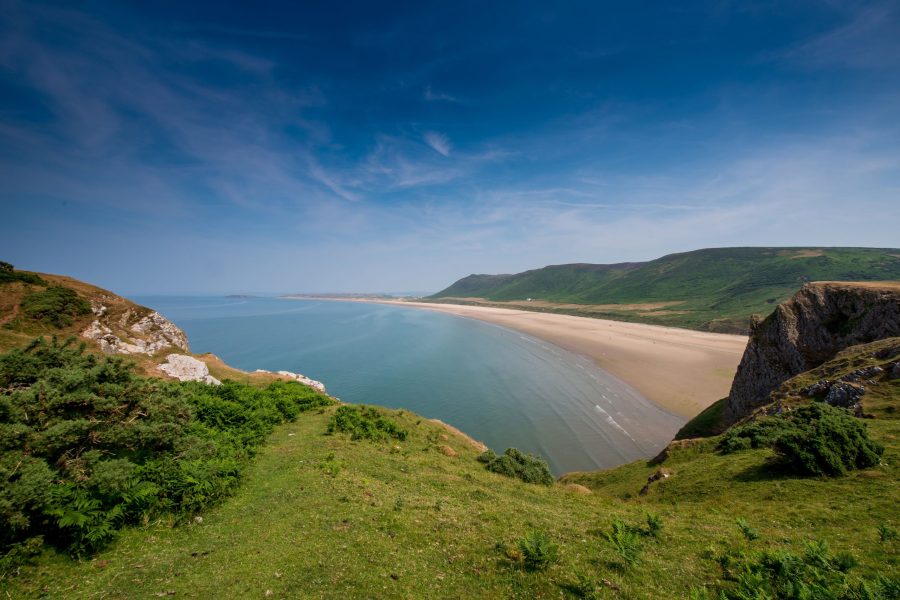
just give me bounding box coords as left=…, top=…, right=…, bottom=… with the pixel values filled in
left=723, top=282, right=900, bottom=425
left=158, top=354, right=221, bottom=385
left=81, top=305, right=189, bottom=356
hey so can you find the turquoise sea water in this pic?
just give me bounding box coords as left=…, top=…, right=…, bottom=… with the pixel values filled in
left=135, top=296, right=685, bottom=474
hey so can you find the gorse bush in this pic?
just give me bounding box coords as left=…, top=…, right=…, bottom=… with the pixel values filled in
left=718, top=404, right=884, bottom=476
left=477, top=448, right=554, bottom=485
left=0, top=262, right=45, bottom=286
left=326, top=405, right=407, bottom=441
left=19, top=286, right=91, bottom=328
left=773, top=404, right=884, bottom=476
left=0, top=338, right=333, bottom=564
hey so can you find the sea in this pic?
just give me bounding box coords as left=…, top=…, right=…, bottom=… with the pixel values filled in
left=134, top=295, right=685, bottom=475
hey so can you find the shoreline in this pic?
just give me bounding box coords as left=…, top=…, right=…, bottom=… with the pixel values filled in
left=286, top=297, right=748, bottom=418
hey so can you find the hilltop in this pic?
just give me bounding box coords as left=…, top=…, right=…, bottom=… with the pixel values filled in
left=429, top=247, right=900, bottom=333
left=1, top=268, right=899, bottom=598
left=0, top=262, right=318, bottom=388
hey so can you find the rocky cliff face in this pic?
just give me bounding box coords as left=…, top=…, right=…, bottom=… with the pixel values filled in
left=723, top=282, right=900, bottom=424
left=81, top=302, right=189, bottom=356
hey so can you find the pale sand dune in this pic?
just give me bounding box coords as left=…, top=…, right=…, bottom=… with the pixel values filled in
left=370, top=300, right=748, bottom=418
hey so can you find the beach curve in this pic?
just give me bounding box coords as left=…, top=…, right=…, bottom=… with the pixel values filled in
left=350, top=300, right=748, bottom=418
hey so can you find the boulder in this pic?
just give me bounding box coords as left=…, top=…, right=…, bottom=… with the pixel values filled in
left=158, top=354, right=221, bottom=385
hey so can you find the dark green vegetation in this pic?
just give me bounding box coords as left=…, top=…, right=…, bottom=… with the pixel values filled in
left=19, top=286, right=91, bottom=328
left=478, top=447, right=555, bottom=485
left=327, top=405, right=408, bottom=441
left=0, top=262, right=44, bottom=286
left=698, top=539, right=899, bottom=599
left=1, top=263, right=92, bottom=335
left=0, top=338, right=333, bottom=566
left=719, top=403, right=884, bottom=476
left=430, top=247, right=900, bottom=332
left=0, top=263, right=102, bottom=352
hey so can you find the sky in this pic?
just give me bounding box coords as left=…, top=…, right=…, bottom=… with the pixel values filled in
left=1, top=1, right=899, bottom=294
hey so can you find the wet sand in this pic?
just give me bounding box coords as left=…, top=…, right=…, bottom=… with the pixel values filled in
left=363, top=300, right=747, bottom=418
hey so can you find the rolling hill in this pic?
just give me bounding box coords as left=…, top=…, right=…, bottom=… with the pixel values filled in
left=429, top=247, right=900, bottom=332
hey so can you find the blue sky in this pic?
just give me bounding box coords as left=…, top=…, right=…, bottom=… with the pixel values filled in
left=1, top=1, right=898, bottom=294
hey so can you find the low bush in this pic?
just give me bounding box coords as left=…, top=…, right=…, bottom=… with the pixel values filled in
left=773, top=405, right=884, bottom=476
left=0, top=262, right=45, bottom=286
left=718, top=404, right=883, bottom=476
left=477, top=448, right=554, bottom=485
left=19, top=286, right=91, bottom=328
left=326, top=405, right=407, bottom=441
left=0, top=338, right=334, bottom=565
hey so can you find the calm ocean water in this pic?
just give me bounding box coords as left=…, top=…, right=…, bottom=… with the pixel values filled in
left=134, top=296, right=685, bottom=474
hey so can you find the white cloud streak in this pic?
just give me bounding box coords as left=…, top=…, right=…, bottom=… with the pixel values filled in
left=423, top=131, right=452, bottom=156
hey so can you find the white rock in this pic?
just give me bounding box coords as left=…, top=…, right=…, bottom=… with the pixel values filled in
left=276, top=370, right=327, bottom=393
left=254, top=368, right=327, bottom=393
left=81, top=311, right=189, bottom=356
left=130, top=311, right=189, bottom=351
left=158, top=354, right=221, bottom=385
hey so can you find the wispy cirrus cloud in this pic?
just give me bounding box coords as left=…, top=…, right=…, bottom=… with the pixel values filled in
left=772, top=3, right=900, bottom=70
left=423, top=86, right=462, bottom=103
left=423, top=131, right=452, bottom=156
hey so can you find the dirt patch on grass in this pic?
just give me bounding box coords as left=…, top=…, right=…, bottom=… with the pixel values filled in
left=429, top=419, right=487, bottom=452
left=785, top=249, right=825, bottom=259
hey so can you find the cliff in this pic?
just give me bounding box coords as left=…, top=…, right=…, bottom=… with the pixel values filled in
left=722, top=281, right=900, bottom=425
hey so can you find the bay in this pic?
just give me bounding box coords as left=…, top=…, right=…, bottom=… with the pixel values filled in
left=135, top=296, right=685, bottom=475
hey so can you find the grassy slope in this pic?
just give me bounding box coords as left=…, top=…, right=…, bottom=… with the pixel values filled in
left=429, top=247, right=900, bottom=332
left=6, top=368, right=898, bottom=598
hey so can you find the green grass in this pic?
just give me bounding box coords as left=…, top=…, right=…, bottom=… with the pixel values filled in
left=429, top=247, right=900, bottom=332
left=5, top=398, right=898, bottom=598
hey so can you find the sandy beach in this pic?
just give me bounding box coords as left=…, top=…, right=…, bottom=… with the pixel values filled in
left=364, top=300, right=748, bottom=418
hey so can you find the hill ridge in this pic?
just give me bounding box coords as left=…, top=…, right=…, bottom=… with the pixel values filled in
left=430, top=246, right=900, bottom=332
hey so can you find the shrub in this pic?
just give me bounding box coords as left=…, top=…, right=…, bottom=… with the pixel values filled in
left=477, top=448, right=554, bottom=485
left=19, top=286, right=91, bottom=327
left=0, top=338, right=334, bottom=566
left=603, top=519, right=642, bottom=567
left=719, top=404, right=883, bottom=477
left=0, top=262, right=45, bottom=286
left=772, top=404, right=884, bottom=476
left=326, top=405, right=407, bottom=441
left=718, top=417, right=795, bottom=455
left=516, top=530, right=558, bottom=571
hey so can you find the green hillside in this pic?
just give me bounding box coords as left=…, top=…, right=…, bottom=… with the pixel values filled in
left=429, top=247, right=900, bottom=332
left=3, top=337, right=899, bottom=598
